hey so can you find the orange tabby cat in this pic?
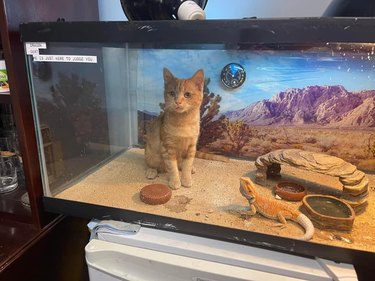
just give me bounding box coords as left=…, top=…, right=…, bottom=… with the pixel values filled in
left=145, top=68, right=204, bottom=190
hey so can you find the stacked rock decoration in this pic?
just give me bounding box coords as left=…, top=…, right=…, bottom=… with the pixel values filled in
left=255, top=149, right=368, bottom=211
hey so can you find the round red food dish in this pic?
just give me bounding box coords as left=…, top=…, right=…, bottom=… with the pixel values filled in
left=140, top=184, right=172, bottom=205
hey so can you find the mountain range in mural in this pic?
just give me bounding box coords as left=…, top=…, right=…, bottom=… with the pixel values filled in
left=225, top=85, right=375, bottom=127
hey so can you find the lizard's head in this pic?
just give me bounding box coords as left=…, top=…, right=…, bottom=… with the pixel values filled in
left=239, top=177, right=257, bottom=201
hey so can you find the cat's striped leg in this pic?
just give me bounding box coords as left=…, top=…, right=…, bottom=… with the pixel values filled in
left=181, top=145, right=196, bottom=187
left=162, top=146, right=181, bottom=190
left=145, top=149, right=161, bottom=179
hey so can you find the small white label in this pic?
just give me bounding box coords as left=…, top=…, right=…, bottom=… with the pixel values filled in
left=33, top=55, right=97, bottom=64
left=26, top=42, right=47, bottom=55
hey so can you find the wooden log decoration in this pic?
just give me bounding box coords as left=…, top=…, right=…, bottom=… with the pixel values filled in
left=255, top=149, right=368, bottom=210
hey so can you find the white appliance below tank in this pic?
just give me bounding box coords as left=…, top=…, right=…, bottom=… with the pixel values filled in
left=85, top=224, right=357, bottom=281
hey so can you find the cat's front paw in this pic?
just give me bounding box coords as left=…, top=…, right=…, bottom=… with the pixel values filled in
left=146, top=168, right=158, bottom=179
left=181, top=175, right=192, bottom=188
left=168, top=177, right=181, bottom=190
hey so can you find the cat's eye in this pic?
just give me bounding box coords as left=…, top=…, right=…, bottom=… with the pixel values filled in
left=184, top=92, right=192, bottom=98
left=169, top=91, right=176, bottom=97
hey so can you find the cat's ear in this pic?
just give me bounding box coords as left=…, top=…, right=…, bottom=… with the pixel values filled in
left=163, top=67, right=174, bottom=83
left=192, top=69, right=204, bottom=91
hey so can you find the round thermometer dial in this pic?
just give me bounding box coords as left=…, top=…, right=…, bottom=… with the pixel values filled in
left=221, top=63, right=246, bottom=89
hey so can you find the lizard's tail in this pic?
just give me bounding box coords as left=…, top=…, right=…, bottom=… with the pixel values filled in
left=295, top=214, right=314, bottom=241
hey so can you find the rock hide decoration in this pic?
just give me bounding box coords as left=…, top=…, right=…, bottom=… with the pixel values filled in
left=255, top=149, right=368, bottom=210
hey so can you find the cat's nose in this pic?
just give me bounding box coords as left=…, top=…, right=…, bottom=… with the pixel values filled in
left=175, top=99, right=182, bottom=105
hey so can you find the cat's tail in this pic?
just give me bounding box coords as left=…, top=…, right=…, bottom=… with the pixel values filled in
left=195, top=151, right=229, bottom=162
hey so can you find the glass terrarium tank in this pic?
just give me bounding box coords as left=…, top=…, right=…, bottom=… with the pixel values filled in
left=21, top=19, right=375, bottom=263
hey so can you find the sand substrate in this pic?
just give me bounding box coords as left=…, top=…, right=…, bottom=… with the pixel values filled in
left=56, top=148, right=375, bottom=252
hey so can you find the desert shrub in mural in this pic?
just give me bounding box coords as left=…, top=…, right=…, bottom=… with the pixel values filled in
left=222, top=119, right=255, bottom=156
left=360, top=134, right=375, bottom=171
left=365, top=134, right=375, bottom=158
left=199, top=78, right=262, bottom=157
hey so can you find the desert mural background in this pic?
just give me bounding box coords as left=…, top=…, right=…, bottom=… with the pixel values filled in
left=137, top=44, right=375, bottom=172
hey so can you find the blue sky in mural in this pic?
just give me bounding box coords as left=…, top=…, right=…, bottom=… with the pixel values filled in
left=136, top=46, right=375, bottom=113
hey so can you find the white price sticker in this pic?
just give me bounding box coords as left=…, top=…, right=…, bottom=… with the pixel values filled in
left=33, top=55, right=97, bottom=64
left=25, top=42, right=47, bottom=55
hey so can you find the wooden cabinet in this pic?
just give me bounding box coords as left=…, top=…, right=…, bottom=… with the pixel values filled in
left=0, top=0, right=99, bottom=279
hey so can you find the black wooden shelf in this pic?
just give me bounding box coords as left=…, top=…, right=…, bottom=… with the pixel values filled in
left=0, top=217, right=38, bottom=266
left=0, top=93, right=11, bottom=104
left=0, top=179, right=32, bottom=224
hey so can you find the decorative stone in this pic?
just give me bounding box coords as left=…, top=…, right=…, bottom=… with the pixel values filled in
left=140, top=184, right=172, bottom=205
left=302, top=195, right=355, bottom=231
left=255, top=149, right=369, bottom=210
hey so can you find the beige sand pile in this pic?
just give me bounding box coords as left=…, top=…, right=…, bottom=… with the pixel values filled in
left=56, top=148, right=375, bottom=252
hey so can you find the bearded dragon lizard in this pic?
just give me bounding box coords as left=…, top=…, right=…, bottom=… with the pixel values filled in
left=239, top=177, right=314, bottom=240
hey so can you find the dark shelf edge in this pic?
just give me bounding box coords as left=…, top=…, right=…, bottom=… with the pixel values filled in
left=0, top=217, right=40, bottom=268
left=0, top=211, right=32, bottom=224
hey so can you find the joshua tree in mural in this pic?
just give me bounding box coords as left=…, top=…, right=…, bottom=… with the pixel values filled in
left=223, top=118, right=253, bottom=156
left=198, top=78, right=226, bottom=150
